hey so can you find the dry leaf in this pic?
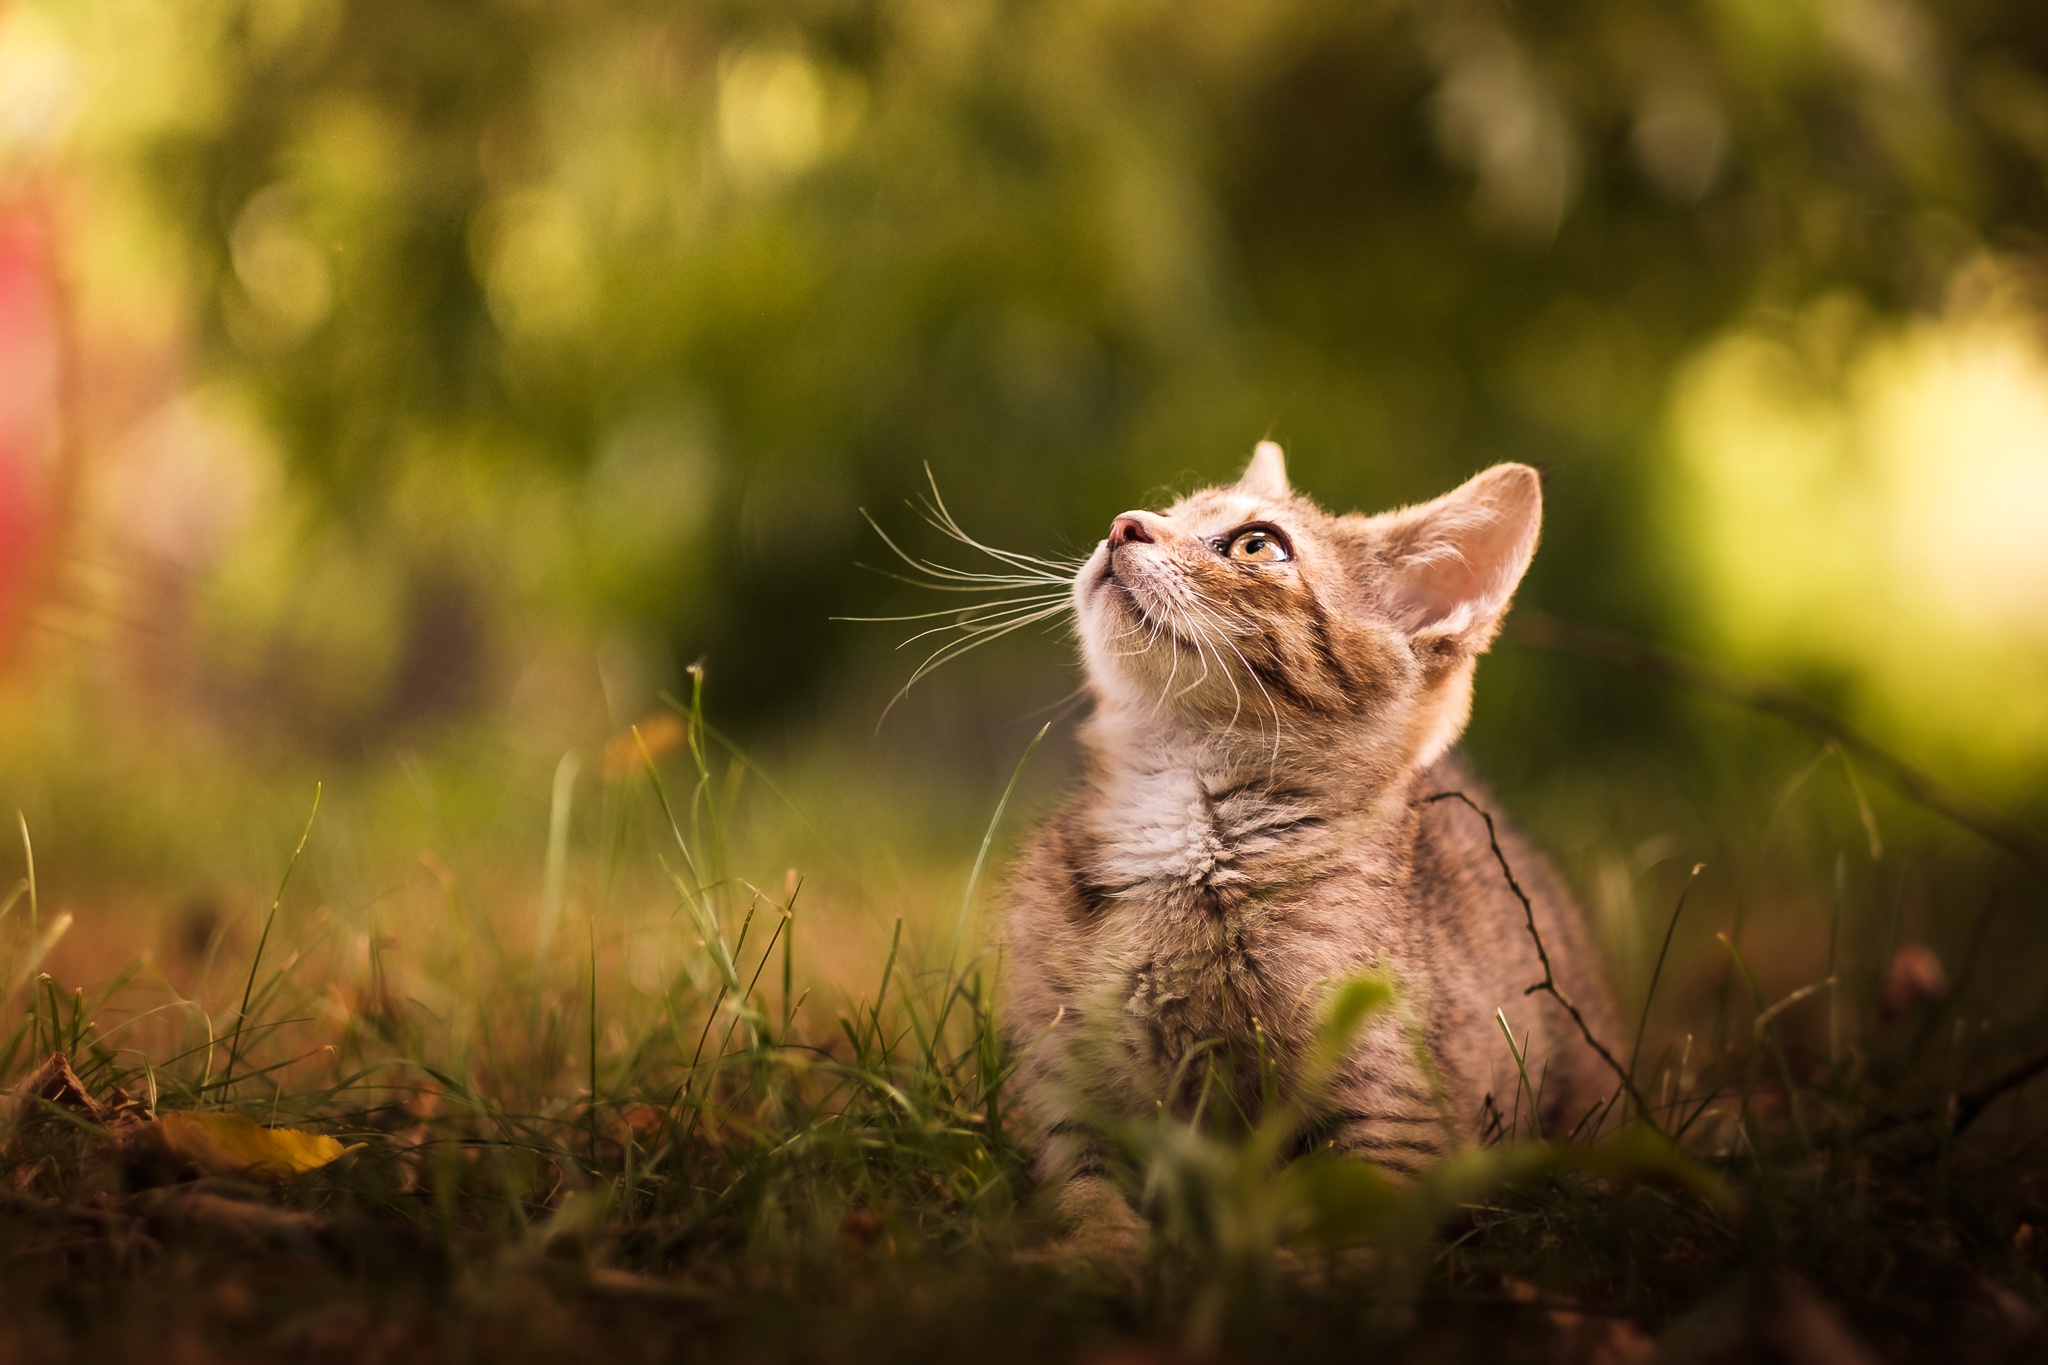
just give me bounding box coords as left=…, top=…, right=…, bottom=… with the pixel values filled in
left=10, top=1053, right=107, bottom=1123
left=154, top=1112, right=359, bottom=1182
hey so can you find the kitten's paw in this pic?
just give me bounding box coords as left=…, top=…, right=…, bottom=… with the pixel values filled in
left=1017, top=1173, right=1149, bottom=1272
left=1016, top=1225, right=1148, bottom=1289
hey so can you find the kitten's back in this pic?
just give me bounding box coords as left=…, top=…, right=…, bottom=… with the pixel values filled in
left=1410, top=755, right=1621, bottom=1136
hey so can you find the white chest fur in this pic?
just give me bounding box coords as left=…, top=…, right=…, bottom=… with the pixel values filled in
left=1093, top=765, right=1217, bottom=888
left=1088, top=761, right=1328, bottom=903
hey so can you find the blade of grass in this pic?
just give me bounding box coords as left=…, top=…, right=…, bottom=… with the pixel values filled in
left=933, top=721, right=1052, bottom=1045
left=223, top=784, right=321, bottom=1092
left=1497, top=1008, right=1539, bottom=1141
left=8, top=911, right=70, bottom=998
left=1627, top=864, right=1703, bottom=1124
left=17, top=812, right=35, bottom=943
left=588, top=915, right=600, bottom=1168
left=539, top=750, right=582, bottom=969
left=1719, top=932, right=1813, bottom=1152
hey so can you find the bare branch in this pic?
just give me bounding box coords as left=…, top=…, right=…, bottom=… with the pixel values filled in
left=1422, top=789, right=1654, bottom=1128
left=1513, top=612, right=2048, bottom=886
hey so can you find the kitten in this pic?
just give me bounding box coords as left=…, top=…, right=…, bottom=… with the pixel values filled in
left=1000, top=443, right=1620, bottom=1236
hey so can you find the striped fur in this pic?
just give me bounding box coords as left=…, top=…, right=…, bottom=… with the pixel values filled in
left=1000, top=446, right=1619, bottom=1234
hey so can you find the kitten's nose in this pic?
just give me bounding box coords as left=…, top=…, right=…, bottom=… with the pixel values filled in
left=1108, top=515, right=1156, bottom=550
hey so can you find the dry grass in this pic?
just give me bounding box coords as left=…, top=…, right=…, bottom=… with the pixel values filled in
left=4, top=661, right=2048, bottom=1364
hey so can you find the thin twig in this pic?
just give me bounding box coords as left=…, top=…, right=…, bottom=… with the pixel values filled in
left=1951, top=1045, right=2048, bottom=1136
left=1512, top=612, right=2048, bottom=885
left=1423, top=790, right=1655, bottom=1126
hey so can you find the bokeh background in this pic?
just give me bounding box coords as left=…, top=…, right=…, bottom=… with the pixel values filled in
left=2, top=0, right=2047, bottom=1029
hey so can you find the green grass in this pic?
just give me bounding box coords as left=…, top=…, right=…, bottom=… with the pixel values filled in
left=5, top=671, right=2048, bottom=1364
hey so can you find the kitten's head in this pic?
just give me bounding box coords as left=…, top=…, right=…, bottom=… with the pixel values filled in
left=1073, top=443, right=1541, bottom=769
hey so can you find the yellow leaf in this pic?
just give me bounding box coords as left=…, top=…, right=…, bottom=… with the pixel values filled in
left=155, top=1112, right=360, bottom=1182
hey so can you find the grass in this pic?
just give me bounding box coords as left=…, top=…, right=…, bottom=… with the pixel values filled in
left=4, top=656, right=2048, bottom=1363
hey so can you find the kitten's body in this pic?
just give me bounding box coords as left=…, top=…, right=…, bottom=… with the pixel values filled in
left=999, top=446, right=1617, bottom=1226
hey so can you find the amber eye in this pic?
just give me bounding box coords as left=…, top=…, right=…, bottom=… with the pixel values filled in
left=1227, top=527, right=1290, bottom=563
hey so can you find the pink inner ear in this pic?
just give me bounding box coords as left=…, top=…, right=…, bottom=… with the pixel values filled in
left=1395, top=546, right=1496, bottom=631
left=1383, top=466, right=1541, bottom=639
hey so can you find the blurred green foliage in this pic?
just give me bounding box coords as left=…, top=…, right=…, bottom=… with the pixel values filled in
left=7, top=16, right=2048, bottom=1353
left=91, top=0, right=2039, bottom=715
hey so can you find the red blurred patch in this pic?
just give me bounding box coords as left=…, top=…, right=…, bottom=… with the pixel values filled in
left=0, top=203, right=61, bottom=672
left=1882, top=940, right=1950, bottom=1018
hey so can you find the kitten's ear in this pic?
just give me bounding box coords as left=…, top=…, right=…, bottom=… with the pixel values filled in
left=1237, top=441, right=1290, bottom=500
left=1374, top=463, right=1541, bottom=657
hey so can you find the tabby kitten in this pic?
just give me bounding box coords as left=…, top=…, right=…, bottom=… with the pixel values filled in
left=1001, top=443, right=1619, bottom=1233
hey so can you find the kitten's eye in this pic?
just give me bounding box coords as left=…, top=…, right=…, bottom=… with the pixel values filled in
left=1227, top=528, right=1290, bottom=563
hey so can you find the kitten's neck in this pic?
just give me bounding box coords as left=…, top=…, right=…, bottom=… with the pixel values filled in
left=1074, top=704, right=1424, bottom=899
left=1080, top=702, right=1417, bottom=817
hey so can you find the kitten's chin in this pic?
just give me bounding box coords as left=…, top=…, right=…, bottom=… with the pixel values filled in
left=1080, top=639, right=1237, bottom=734
left=1076, top=604, right=1180, bottom=718
left=1076, top=558, right=1156, bottom=645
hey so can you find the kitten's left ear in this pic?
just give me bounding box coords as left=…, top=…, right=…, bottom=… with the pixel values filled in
left=1373, top=463, right=1541, bottom=660
left=1237, top=441, right=1290, bottom=499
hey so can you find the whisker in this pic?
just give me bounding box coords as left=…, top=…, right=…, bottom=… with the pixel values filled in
left=1176, top=595, right=1285, bottom=754
left=882, top=597, right=1078, bottom=651
left=1015, top=683, right=1092, bottom=723
left=1186, top=604, right=1246, bottom=733
left=834, top=591, right=1072, bottom=626
left=1156, top=607, right=1184, bottom=712
left=859, top=510, right=1070, bottom=589
left=856, top=562, right=1069, bottom=593
left=1183, top=597, right=1287, bottom=761
left=907, top=609, right=1068, bottom=679
left=896, top=611, right=1068, bottom=694
left=1173, top=607, right=1217, bottom=703
left=919, top=467, right=1090, bottom=575
left=855, top=470, right=1089, bottom=722
left=877, top=601, right=1073, bottom=726
left=1148, top=605, right=1200, bottom=723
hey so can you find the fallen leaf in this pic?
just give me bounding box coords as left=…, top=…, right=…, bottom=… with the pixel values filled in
left=154, top=1112, right=360, bottom=1182
left=10, top=1053, right=107, bottom=1123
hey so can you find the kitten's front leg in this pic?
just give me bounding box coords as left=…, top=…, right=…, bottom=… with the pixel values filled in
left=1309, top=1072, right=1455, bottom=1178
left=1034, top=1117, right=1148, bottom=1256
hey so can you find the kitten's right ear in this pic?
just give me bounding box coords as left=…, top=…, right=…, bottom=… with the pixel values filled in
left=1237, top=441, right=1290, bottom=500
left=1371, top=463, right=1542, bottom=662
